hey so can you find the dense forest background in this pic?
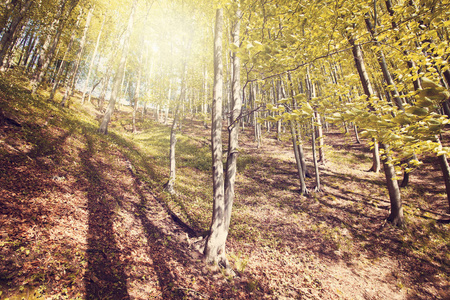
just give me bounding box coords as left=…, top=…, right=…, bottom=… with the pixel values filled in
left=0, top=0, right=449, bottom=299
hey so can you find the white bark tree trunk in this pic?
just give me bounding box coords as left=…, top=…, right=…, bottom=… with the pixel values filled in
left=82, top=12, right=104, bottom=104
left=204, top=8, right=226, bottom=265
left=98, top=0, right=137, bottom=134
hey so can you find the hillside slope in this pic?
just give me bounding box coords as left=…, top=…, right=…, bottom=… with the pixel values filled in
left=0, top=72, right=449, bottom=299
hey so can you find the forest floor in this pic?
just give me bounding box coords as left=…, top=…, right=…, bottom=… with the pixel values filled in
left=0, top=70, right=449, bottom=299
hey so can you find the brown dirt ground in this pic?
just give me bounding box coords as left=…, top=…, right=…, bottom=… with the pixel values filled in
left=0, top=90, right=449, bottom=299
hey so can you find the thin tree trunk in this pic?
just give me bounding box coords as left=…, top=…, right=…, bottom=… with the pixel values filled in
left=164, top=103, right=180, bottom=195
left=22, top=27, right=36, bottom=67
left=349, top=33, right=403, bottom=224
left=364, top=13, right=404, bottom=111
left=132, top=62, right=142, bottom=133
left=87, top=77, right=102, bottom=103
left=383, top=144, right=404, bottom=226
left=222, top=9, right=242, bottom=269
left=61, top=6, right=92, bottom=106
left=290, top=121, right=308, bottom=195
left=82, top=12, right=104, bottom=104
left=49, top=13, right=81, bottom=101
left=284, top=73, right=310, bottom=178
left=98, top=0, right=136, bottom=133
left=311, top=117, right=321, bottom=192
left=348, top=36, right=381, bottom=172
left=32, top=0, right=78, bottom=94
left=0, top=0, right=19, bottom=34
left=204, top=8, right=226, bottom=266
left=315, top=110, right=325, bottom=163
left=354, top=123, right=361, bottom=144
left=0, top=0, right=32, bottom=69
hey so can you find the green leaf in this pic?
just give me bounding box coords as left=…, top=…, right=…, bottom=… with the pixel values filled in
left=406, top=106, right=428, bottom=116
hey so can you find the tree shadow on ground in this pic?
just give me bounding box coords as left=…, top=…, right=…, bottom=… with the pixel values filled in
left=80, top=132, right=130, bottom=300
left=129, top=171, right=241, bottom=299
left=0, top=120, right=76, bottom=291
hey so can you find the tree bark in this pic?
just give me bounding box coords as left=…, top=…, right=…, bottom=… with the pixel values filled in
left=290, top=121, right=308, bottom=195
left=132, top=66, right=142, bottom=133
left=32, top=0, right=79, bottom=94
left=164, top=104, right=180, bottom=195
left=383, top=144, right=404, bottom=226
left=98, top=74, right=109, bottom=109
left=81, top=12, right=105, bottom=104
left=49, top=12, right=81, bottom=101
left=222, top=9, right=242, bottom=268
left=364, top=13, right=404, bottom=112
left=348, top=36, right=381, bottom=173
left=0, top=0, right=32, bottom=69
left=311, top=117, right=321, bottom=192
left=61, top=6, right=93, bottom=106
left=98, top=0, right=136, bottom=133
left=204, top=8, right=226, bottom=266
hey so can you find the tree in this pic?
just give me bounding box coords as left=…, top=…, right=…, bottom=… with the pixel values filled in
left=204, top=8, right=226, bottom=266
left=98, top=0, right=137, bottom=134
left=0, top=0, right=33, bottom=69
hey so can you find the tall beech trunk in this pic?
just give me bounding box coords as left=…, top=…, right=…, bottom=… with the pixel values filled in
left=0, top=0, right=32, bottom=69
left=349, top=35, right=402, bottom=225
left=23, top=27, right=37, bottom=67
left=437, top=153, right=450, bottom=212
left=61, top=6, right=93, bottom=106
left=285, top=73, right=310, bottom=179
left=32, top=0, right=78, bottom=94
left=164, top=104, right=180, bottom=195
left=98, top=0, right=136, bottom=134
left=315, top=110, right=325, bottom=163
left=16, top=25, right=32, bottom=66
left=307, top=68, right=325, bottom=163
left=98, top=74, right=109, bottom=109
left=132, top=61, right=142, bottom=134
left=290, top=121, right=308, bottom=195
left=354, top=123, right=361, bottom=144
left=383, top=144, right=404, bottom=226
left=364, top=13, right=404, bottom=112
left=49, top=13, right=81, bottom=101
left=1, top=23, right=23, bottom=70
left=204, top=8, right=227, bottom=266
left=222, top=9, right=242, bottom=268
left=311, top=117, right=321, bottom=192
left=0, top=0, right=19, bottom=34
left=348, top=36, right=381, bottom=173
left=81, top=13, right=105, bottom=104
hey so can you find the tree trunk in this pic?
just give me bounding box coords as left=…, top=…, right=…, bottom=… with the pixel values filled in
left=290, top=121, right=308, bottom=195
left=0, top=0, right=19, bottom=34
left=164, top=104, right=180, bottom=195
left=348, top=36, right=381, bottom=172
left=32, top=0, right=78, bottom=94
left=222, top=9, right=242, bottom=268
left=204, top=8, right=226, bottom=266
left=22, top=27, right=36, bottom=67
left=98, top=0, right=136, bottom=133
left=82, top=12, right=104, bottom=104
left=364, top=13, right=404, bottom=111
left=311, top=117, right=321, bottom=192
left=98, top=75, right=109, bottom=109
left=61, top=6, right=93, bottom=106
left=284, top=73, right=310, bottom=178
left=0, top=0, right=32, bottom=69
left=354, top=123, right=361, bottom=144
left=383, top=144, right=404, bottom=226
left=132, top=60, right=142, bottom=133
left=49, top=12, right=81, bottom=101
